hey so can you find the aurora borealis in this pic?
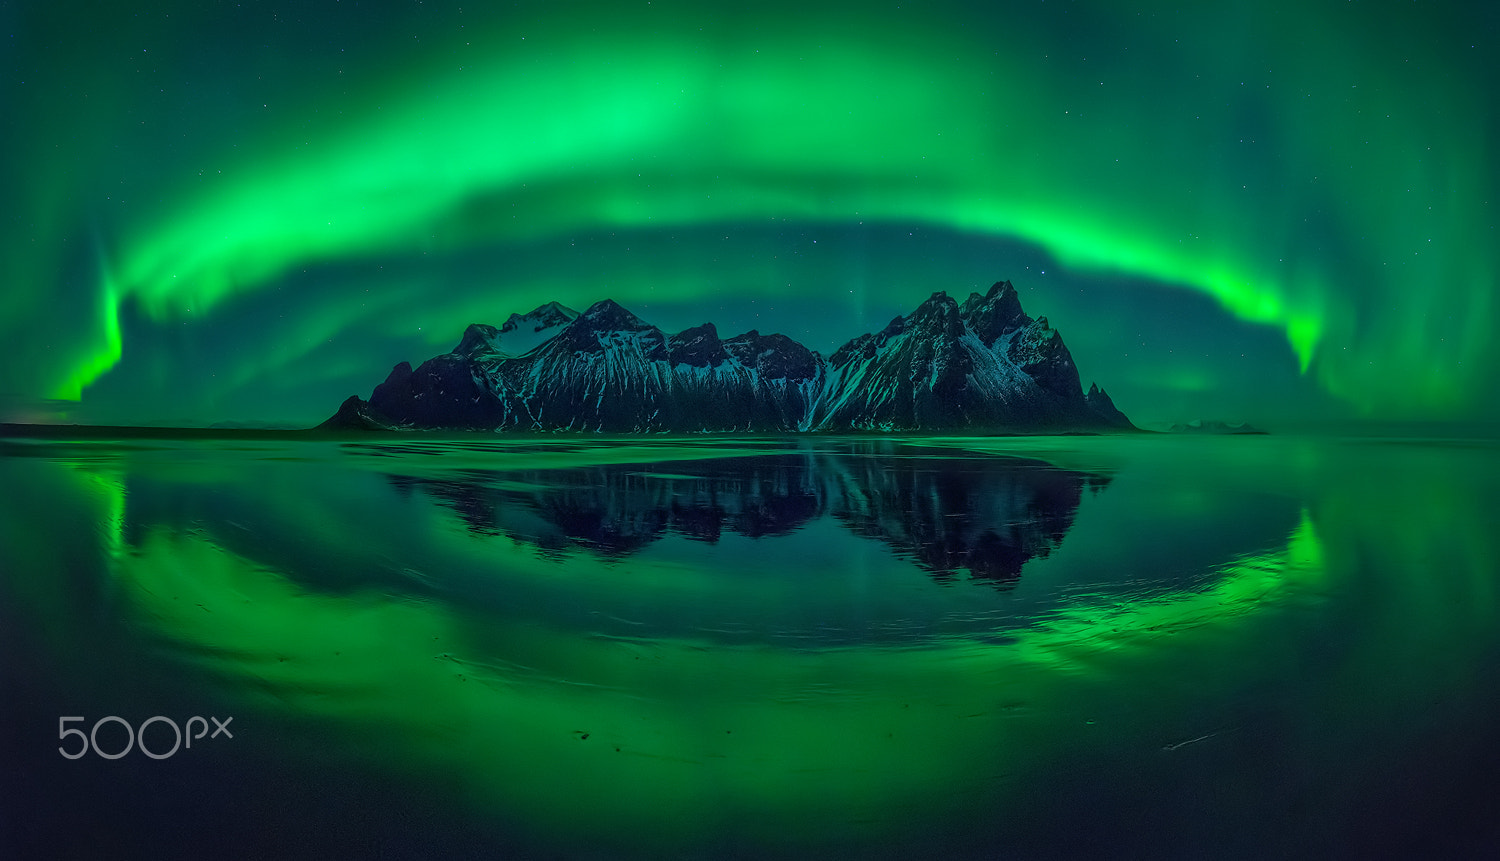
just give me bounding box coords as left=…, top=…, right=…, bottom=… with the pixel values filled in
left=3, top=0, right=1496, bottom=429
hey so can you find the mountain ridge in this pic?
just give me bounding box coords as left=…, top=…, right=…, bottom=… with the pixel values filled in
left=323, top=280, right=1136, bottom=434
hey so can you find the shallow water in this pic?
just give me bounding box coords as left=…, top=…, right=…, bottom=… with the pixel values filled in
left=3, top=433, right=1499, bottom=858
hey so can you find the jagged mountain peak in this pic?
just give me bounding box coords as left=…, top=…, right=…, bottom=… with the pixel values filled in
left=499, top=301, right=578, bottom=333
left=318, top=395, right=397, bottom=431
left=910, top=291, right=958, bottom=315
left=534, top=300, right=576, bottom=317
left=552, top=298, right=666, bottom=357
left=668, top=322, right=727, bottom=367
left=453, top=323, right=502, bottom=357
left=962, top=279, right=1032, bottom=347
left=567, top=298, right=655, bottom=333
left=450, top=303, right=581, bottom=359
left=441, top=303, right=576, bottom=361
left=723, top=330, right=820, bottom=381
left=908, top=290, right=966, bottom=337
left=1084, top=381, right=1133, bottom=428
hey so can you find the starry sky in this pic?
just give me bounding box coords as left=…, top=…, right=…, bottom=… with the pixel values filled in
left=3, top=0, right=1496, bottom=430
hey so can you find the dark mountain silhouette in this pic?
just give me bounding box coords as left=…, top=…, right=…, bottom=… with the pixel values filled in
left=322, top=280, right=1135, bottom=433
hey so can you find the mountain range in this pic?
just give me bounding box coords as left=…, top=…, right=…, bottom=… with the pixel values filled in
left=323, top=280, right=1134, bottom=433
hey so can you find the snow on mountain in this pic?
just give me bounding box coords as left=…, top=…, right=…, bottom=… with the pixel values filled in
left=480, top=301, right=579, bottom=357
left=333, top=281, right=1135, bottom=433
left=808, top=281, right=1103, bottom=431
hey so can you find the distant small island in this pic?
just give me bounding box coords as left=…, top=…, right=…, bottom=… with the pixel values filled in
left=1165, top=420, right=1267, bottom=435
left=324, top=280, right=1136, bottom=435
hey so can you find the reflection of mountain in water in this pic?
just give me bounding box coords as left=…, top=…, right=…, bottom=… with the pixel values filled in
left=388, top=443, right=1110, bottom=586
left=821, top=452, right=1100, bottom=585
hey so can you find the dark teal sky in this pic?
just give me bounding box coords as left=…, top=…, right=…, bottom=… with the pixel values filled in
left=3, top=0, right=1495, bottom=429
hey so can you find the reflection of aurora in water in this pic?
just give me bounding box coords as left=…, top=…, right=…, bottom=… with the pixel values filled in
left=4, top=434, right=1500, bottom=858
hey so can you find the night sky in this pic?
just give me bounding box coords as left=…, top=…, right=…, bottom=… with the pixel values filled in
left=4, top=0, right=1496, bottom=430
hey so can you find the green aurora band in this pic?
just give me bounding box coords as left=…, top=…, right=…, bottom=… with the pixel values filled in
left=5, top=0, right=1496, bottom=423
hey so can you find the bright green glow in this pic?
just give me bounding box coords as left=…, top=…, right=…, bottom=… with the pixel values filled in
left=54, top=256, right=124, bottom=401
left=1020, top=510, right=1325, bottom=672
left=107, top=39, right=1331, bottom=373
left=11, top=1, right=1494, bottom=422
left=96, top=514, right=1326, bottom=850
